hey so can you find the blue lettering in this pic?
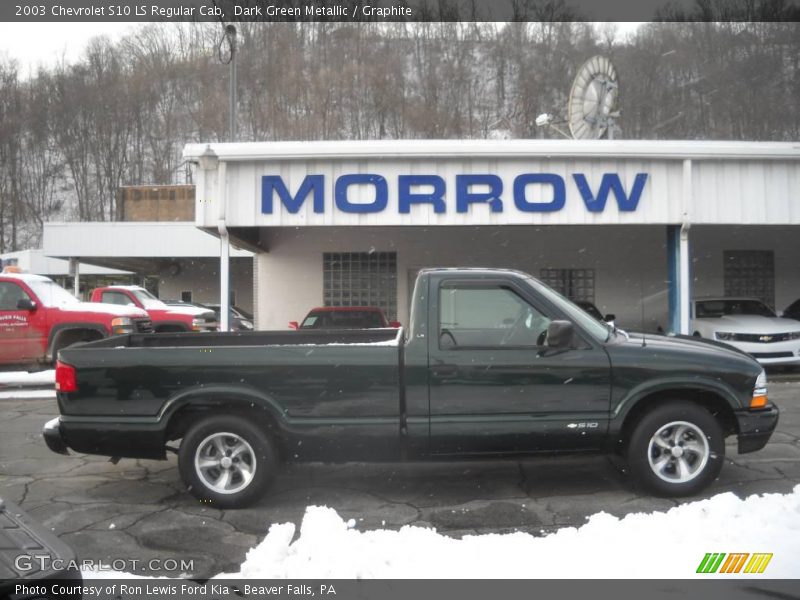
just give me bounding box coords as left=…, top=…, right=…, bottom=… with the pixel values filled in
left=398, top=175, right=446, bottom=214
left=261, top=175, right=324, bottom=214
left=572, top=173, right=648, bottom=213
left=513, top=174, right=565, bottom=212
left=456, top=174, right=503, bottom=213
left=335, top=174, right=388, bottom=213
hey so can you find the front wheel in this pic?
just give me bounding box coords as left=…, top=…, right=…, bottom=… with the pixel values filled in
left=178, top=414, right=277, bottom=508
left=626, top=401, right=724, bottom=497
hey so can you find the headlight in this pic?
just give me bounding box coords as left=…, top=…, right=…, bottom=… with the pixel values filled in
left=192, top=318, right=205, bottom=331
left=715, top=332, right=735, bottom=341
left=111, top=317, right=133, bottom=335
left=751, top=370, right=768, bottom=409
left=791, top=331, right=800, bottom=340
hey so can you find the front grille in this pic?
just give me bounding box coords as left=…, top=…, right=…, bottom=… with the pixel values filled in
left=750, top=352, right=794, bottom=359
left=134, top=318, right=153, bottom=333
left=732, top=332, right=792, bottom=343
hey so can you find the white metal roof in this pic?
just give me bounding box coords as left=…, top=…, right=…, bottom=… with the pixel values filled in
left=0, top=249, right=132, bottom=276
left=184, top=139, right=800, bottom=162
left=43, top=222, right=253, bottom=258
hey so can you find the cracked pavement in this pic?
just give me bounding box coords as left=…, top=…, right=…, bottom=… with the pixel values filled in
left=1, top=382, right=798, bottom=578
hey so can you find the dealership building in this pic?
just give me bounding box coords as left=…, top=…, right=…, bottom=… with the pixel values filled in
left=182, top=139, right=800, bottom=333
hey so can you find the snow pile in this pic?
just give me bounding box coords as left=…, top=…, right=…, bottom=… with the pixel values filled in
left=221, top=486, right=800, bottom=579
left=0, top=369, right=54, bottom=386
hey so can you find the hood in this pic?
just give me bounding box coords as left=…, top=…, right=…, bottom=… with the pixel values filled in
left=695, top=315, right=800, bottom=333
left=164, top=306, right=216, bottom=319
left=60, top=302, right=148, bottom=318
left=618, top=330, right=755, bottom=363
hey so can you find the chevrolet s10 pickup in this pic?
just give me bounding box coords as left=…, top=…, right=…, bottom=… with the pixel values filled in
left=43, top=269, right=779, bottom=508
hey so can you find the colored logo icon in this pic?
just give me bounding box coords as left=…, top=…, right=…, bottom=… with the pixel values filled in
left=696, top=553, right=773, bottom=574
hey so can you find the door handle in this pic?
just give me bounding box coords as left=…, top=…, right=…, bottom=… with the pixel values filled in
left=431, top=365, right=459, bottom=379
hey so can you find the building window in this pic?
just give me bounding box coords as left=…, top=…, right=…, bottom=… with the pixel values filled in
left=181, top=291, right=193, bottom=303
left=323, top=252, right=397, bottom=319
left=539, top=268, right=595, bottom=302
left=724, top=250, right=774, bottom=308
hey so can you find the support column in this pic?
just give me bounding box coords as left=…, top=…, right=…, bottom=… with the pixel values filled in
left=69, top=258, right=80, bottom=298
left=666, top=224, right=692, bottom=335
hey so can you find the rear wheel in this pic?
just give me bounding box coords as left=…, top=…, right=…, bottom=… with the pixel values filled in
left=178, top=414, right=277, bottom=508
left=626, top=401, right=724, bottom=497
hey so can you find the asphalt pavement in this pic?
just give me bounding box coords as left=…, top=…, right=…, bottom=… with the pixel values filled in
left=1, top=382, right=798, bottom=578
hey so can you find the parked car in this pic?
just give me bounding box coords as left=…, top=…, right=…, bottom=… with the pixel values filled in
left=198, top=303, right=254, bottom=331
left=289, top=306, right=401, bottom=330
left=783, top=298, right=800, bottom=321
left=692, top=297, right=800, bottom=366
left=575, top=300, right=616, bottom=325
left=91, top=285, right=217, bottom=333
left=0, top=268, right=151, bottom=366
left=44, top=268, right=777, bottom=507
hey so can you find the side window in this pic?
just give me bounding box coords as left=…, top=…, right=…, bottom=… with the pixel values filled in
left=439, top=285, right=552, bottom=348
left=0, top=282, right=31, bottom=311
left=101, top=291, right=131, bottom=306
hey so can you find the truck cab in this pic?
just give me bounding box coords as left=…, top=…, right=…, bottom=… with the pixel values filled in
left=90, top=285, right=217, bottom=333
left=0, top=270, right=151, bottom=366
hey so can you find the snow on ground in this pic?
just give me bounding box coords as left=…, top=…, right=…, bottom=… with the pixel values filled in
left=0, top=369, right=55, bottom=398
left=87, top=485, right=800, bottom=579
left=220, top=486, right=800, bottom=578
left=0, top=369, right=54, bottom=386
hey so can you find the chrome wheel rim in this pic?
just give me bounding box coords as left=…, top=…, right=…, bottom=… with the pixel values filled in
left=647, top=420, right=709, bottom=484
left=194, top=432, right=256, bottom=495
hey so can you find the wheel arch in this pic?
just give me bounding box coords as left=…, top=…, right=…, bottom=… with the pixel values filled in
left=47, top=324, right=107, bottom=361
left=160, top=386, right=288, bottom=455
left=612, top=386, right=739, bottom=454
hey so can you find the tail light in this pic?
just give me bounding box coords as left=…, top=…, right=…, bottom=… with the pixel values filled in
left=55, top=361, right=78, bottom=393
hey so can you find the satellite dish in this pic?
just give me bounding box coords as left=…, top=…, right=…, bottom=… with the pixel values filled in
left=568, top=56, right=620, bottom=140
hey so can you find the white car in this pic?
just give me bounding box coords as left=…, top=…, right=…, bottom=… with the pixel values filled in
left=692, top=297, right=800, bottom=366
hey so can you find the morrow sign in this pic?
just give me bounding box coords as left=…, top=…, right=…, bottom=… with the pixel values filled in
left=261, top=172, right=649, bottom=215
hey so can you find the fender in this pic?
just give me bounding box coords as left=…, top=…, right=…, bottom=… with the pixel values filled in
left=47, top=323, right=108, bottom=360
left=609, top=375, right=745, bottom=435
left=158, top=383, right=288, bottom=429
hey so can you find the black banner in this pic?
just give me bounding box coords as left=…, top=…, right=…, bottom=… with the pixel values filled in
left=2, top=0, right=800, bottom=22
left=3, top=579, right=800, bottom=600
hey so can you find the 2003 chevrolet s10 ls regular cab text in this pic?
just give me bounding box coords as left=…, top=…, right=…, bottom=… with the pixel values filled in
left=43, top=269, right=779, bottom=508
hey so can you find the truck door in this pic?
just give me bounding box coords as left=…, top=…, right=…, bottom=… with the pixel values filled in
left=427, top=278, right=611, bottom=455
left=0, top=281, right=47, bottom=364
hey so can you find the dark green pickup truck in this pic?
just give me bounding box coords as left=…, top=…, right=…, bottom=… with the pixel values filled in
left=43, top=268, right=778, bottom=508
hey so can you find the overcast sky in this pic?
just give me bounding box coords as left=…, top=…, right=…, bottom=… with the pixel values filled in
left=0, top=22, right=643, bottom=74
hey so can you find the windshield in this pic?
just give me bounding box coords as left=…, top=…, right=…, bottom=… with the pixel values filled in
left=696, top=299, right=776, bottom=318
left=131, top=288, right=168, bottom=309
left=26, top=278, right=80, bottom=308
left=526, top=278, right=611, bottom=343
left=301, top=310, right=385, bottom=329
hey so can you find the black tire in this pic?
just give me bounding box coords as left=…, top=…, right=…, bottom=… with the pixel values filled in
left=626, top=401, right=724, bottom=497
left=178, top=414, right=277, bottom=508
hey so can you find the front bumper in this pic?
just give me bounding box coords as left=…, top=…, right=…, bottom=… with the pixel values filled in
left=720, top=339, right=800, bottom=365
left=735, top=404, right=780, bottom=454
left=42, top=417, right=69, bottom=455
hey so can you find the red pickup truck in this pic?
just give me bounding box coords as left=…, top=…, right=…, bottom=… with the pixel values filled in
left=0, top=270, right=152, bottom=366
left=90, top=285, right=217, bottom=333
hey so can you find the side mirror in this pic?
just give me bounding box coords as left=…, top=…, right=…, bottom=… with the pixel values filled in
left=288, top=321, right=299, bottom=330
left=17, top=298, right=37, bottom=311
left=389, top=321, right=402, bottom=328
left=603, top=314, right=616, bottom=323
left=546, top=320, right=574, bottom=348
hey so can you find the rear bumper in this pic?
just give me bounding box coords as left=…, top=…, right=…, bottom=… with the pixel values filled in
left=735, top=404, right=780, bottom=454
left=42, top=417, right=69, bottom=455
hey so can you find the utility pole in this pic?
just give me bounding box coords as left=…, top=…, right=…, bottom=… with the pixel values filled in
left=218, top=24, right=237, bottom=332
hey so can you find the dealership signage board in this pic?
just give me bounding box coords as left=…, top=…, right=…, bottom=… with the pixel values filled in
left=188, top=141, right=800, bottom=228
